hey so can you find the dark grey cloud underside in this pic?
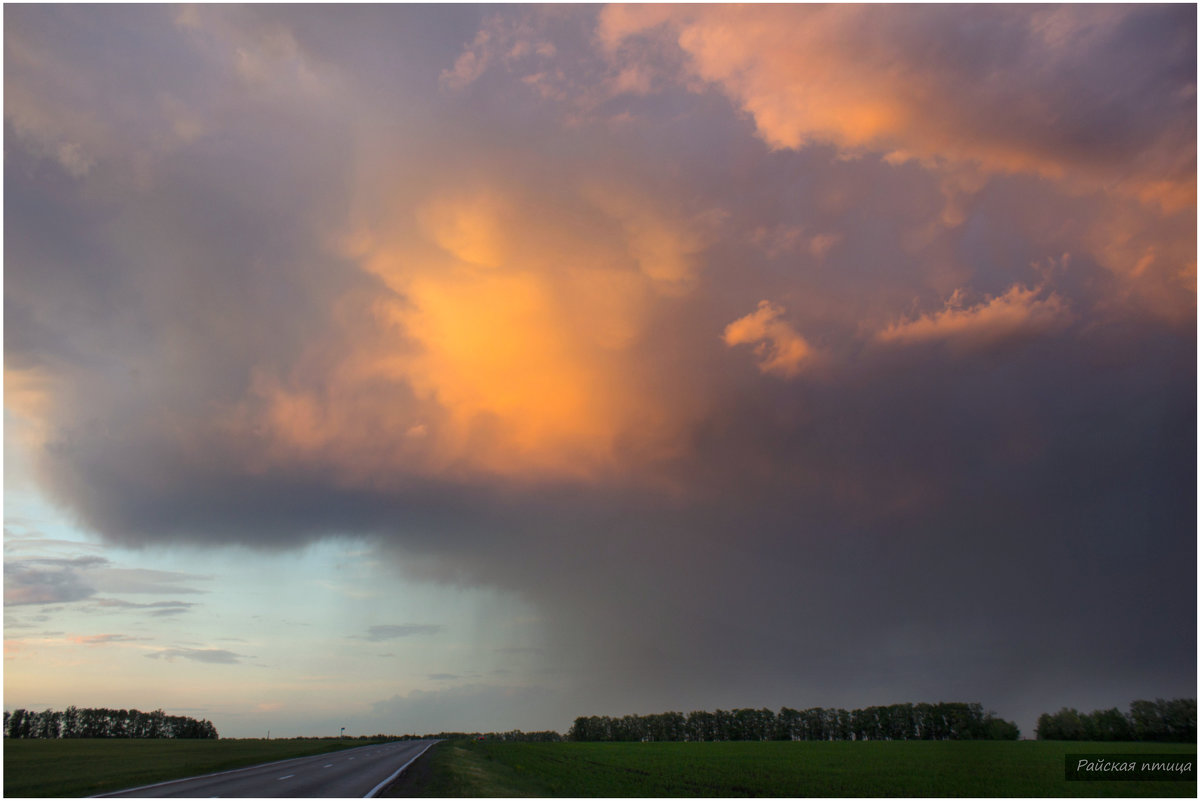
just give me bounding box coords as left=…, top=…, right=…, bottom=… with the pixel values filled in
left=5, top=4, right=1194, bottom=736
left=28, top=316, right=1192, bottom=731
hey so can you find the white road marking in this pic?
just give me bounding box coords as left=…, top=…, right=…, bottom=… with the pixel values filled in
left=363, top=740, right=439, bottom=799
left=88, top=751, right=344, bottom=798
left=324, top=764, right=333, bottom=768
left=277, top=775, right=294, bottom=781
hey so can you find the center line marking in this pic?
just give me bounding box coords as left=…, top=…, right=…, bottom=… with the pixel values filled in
left=277, top=775, right=294, bottom=781
left=323, top=764, right=333, bottom=768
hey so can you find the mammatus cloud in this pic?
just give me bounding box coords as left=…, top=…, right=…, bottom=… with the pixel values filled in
left=362, top=624, right=445, bottom=642
left=146, top=648, right=243, bottom=664
left=723, top=301, right=817, bottom=378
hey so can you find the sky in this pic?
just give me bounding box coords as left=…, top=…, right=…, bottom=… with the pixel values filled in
left=3, top=4, right=1196, bottom=740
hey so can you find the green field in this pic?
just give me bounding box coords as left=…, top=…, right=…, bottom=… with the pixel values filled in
left=3, top=738, right=397, bottom=798
left=401, top=739, right=1197, bottom=797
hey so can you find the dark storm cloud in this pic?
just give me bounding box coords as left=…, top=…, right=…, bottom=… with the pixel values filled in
left=5, top=4, right=1193, bottom=736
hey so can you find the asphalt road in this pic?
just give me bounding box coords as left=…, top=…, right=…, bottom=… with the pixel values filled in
left=97, top=739, right=439, bottom=798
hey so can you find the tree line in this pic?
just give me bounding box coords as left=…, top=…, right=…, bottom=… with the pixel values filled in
left=4, top=707, right=218, bottom=739
left=569, top=702, right=1020, bottom=742
left=389, top=730, right=565, bottom=742
left=1036, top=698, right=1195, bottom=742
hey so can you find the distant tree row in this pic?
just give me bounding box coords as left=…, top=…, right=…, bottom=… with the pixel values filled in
left=482, top=730, right=564, bottom=742
left=1036, top=699, right=1195, bottom=742
left=388, top=730, right=564, bottom=742
left=570, top=703, right=1019, bottom=742
left=4, top=707, right=218, bottom=739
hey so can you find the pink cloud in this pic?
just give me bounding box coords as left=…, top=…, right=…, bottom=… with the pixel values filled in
left=69, top=633, right=144, bottom=645
left=600, top=5, right=1195, bottom=212
left=723, top=301, right=816, bottom=378
left=876, top=284, right=1072, bottom=352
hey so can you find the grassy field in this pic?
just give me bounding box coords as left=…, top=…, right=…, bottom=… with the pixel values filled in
left=3, top=737, right=397, bottom=797
left=400, top=739, right=1197, bottom=797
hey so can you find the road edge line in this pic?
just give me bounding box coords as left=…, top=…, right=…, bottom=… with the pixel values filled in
left=363, top=739, right=440, bottom=798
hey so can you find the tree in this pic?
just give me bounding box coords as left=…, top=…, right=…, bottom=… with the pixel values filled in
left=776, top=707, right=800, bottom=741
left=62, top=706, right=80, bottom=738
left=1129, top=700, right=1166, bottom=741
left=832, top=709, right=852, bottom=741
left=982, top=715, right=1019, bottom=740
left=1056, top=708, right=1086, bottom=740
left=8, top=709, right=31, bottom=738
left=1090, top=708, right=1131, bottom=741
left=1159, top=698, right=1196, bottom=742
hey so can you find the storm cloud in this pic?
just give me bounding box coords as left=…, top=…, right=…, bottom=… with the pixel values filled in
left=5, top=5, right=1194, bottom=735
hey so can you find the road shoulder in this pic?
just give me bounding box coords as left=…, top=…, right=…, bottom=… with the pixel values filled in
left=379, top=740, right=441, bottom=797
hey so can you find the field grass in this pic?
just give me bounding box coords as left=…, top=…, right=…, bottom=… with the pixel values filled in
left=3, top=737, right=397, bottom=797
left=404, top=739, right=1197, bottom=797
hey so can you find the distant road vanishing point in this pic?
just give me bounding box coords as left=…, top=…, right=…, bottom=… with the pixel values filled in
left=95, top=739, right=439, bottom=798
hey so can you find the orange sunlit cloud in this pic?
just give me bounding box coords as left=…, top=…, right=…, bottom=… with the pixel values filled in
left=875, top=284, right=1072, bottom=352
left=68, top=634, right=145, bottom=646
left=4, top=366, right=56, bottom=446
left=1079, top=200, right=1198, bottom=323
left=599, top=5, right=1195, bottom=212
left=724, top=301, right=818, bottom=378
left=234, top=179, right=716, bottom=481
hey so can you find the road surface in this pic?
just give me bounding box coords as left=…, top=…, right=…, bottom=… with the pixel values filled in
left=97, top=739, right=439, bottom=798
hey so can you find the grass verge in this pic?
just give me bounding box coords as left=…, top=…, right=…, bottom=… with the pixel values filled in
left=3, top=738, right=397, bottom=797
left=405, top=739, right=1197, bottom=797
